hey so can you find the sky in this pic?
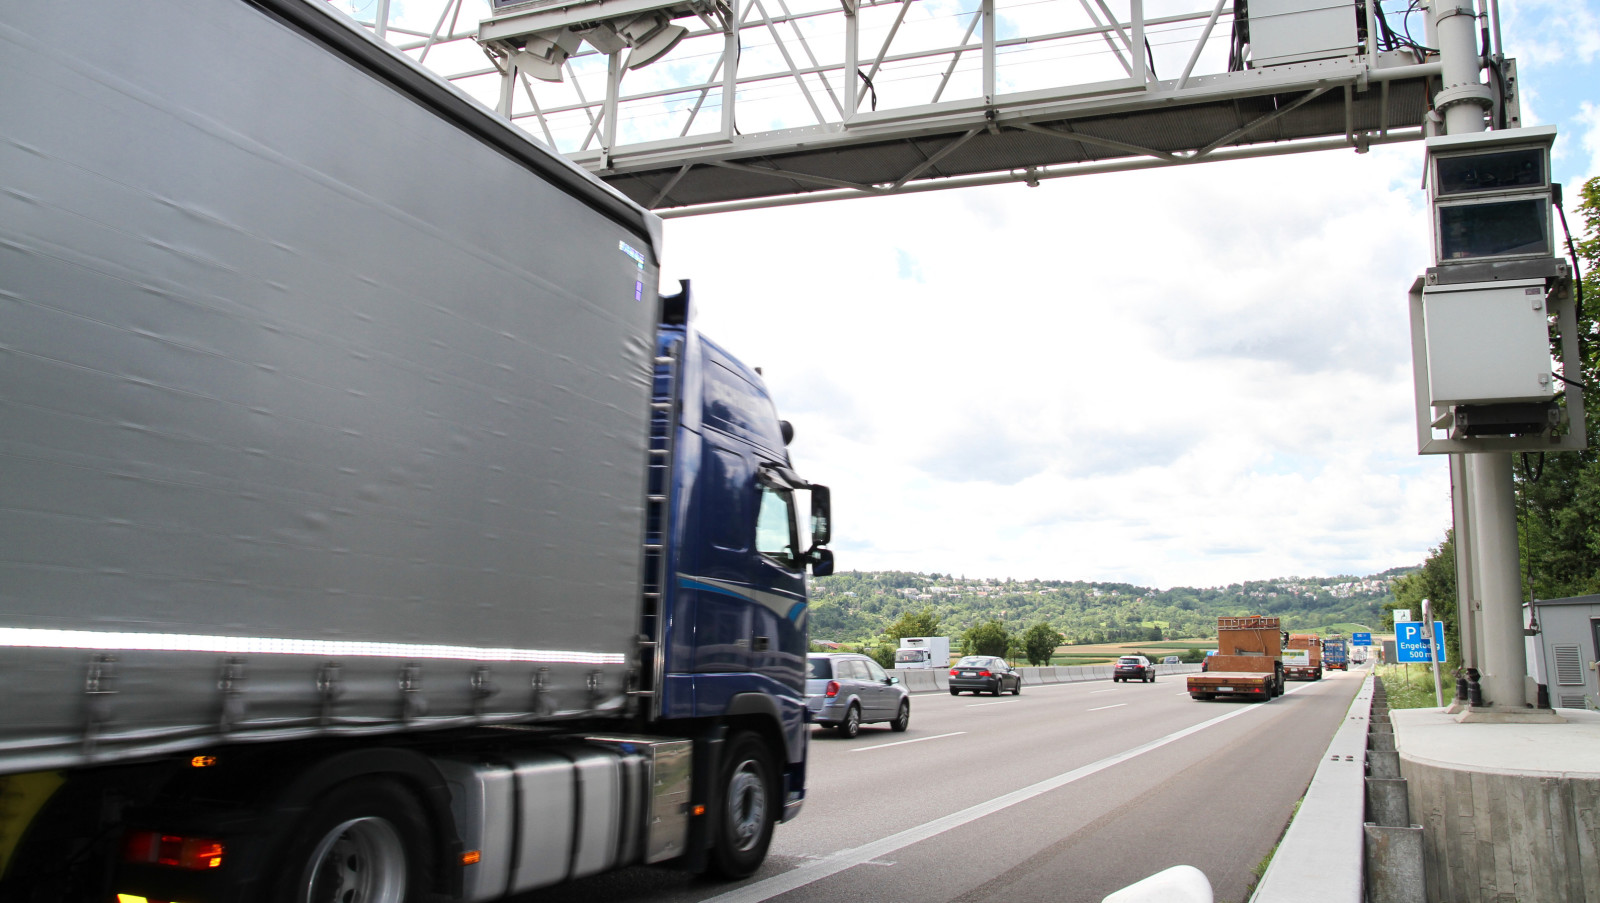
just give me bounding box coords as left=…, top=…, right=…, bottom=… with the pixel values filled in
left=367, top=0, right=1600, bottom=589
left=650, top=1, right=1600, bottom=589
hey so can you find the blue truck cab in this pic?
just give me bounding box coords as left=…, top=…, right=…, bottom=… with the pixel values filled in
left=649, top=291, right=833, bottom=842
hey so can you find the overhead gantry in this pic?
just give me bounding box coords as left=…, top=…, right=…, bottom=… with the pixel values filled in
left=343, top=0, right=1516, bottom=215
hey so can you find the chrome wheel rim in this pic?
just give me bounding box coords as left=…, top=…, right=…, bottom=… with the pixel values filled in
left=726, top=760, right=767, bottom=853
left=302, top=816, right=407, bottom=903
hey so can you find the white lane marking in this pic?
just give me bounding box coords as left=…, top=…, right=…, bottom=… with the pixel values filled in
left=701, top=690, right=1284, bottom=903
left=794, top=854, right=897, bottom=867
left=966, top=701, right=1011, bottom=707
left=1088, top=703, right=1127, bottom=712
left=1090, top=689, right=1117, bottom=694
left=851, top=732, right=967, bottom=753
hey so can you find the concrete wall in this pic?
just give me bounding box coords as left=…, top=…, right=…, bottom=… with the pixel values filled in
left=1404, top=761, right=1600, bottom=902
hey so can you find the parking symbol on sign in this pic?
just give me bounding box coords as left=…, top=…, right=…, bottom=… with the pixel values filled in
left=1395, top=621, right=1447, bottom=664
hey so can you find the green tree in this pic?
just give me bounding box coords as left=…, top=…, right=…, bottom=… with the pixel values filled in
left=886, top=608, right=942, bottom=642
left=1023, top=622, right=1065, bottom=666
left=1513, top=175, right=1600, bottom=599
left=965, top=620, right=1010, bottom=657
left=1390, top=531, right=1459, bottom=664
left=864, top=637, right=897, bottom=671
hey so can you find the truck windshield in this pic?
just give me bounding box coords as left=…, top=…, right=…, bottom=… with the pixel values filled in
left=895, top=651, right=926, bottom=662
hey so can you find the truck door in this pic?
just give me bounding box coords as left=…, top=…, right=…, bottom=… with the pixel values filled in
left=752, top=472, right=808, bottom=688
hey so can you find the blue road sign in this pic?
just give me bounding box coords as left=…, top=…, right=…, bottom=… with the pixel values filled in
left=1395, top=622, right=1447, bottom=664
left=1352, top=632, right=1372, bottom=646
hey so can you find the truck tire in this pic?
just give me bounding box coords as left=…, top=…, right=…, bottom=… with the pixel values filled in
left=268, top=777, right=433, bottom=903
left=707, top=732, right=777, bottom=879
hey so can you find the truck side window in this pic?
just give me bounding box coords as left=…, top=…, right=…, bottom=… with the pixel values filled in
left=755, top=483, right=797, bottom=566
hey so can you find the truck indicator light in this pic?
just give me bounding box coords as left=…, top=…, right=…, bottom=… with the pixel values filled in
left=123, top=831, right=225, bottom=870
left=461, top=850, right=483, bottom=865
left=190, top=755, right=217, bottom=768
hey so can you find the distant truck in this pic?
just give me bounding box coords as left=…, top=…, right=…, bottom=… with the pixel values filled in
left=895, top=637, right=952, bottom=670
left=1284, top=634, right=1324, bottom=680
left=1323, top=638, right=1350, bottom=671
left=0, top=1, right=833, bottom=900
left=1351, top=645, right=1368, bottom=664
left=1188, top=616, right=1287, bottom=702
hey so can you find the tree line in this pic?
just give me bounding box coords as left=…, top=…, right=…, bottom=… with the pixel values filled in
left=809, top=568, right=1400, bottom=658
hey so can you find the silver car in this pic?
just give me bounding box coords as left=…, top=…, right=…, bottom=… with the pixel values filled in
left=806, top=653, right=911, bottom=738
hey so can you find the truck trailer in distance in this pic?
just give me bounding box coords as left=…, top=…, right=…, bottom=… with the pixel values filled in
left=0, top=1, right=832, bottom=900
left=1188, top=617, right=1287, bottom=702
left=895, top=637, right=952, bottom=669
left=1284, top=634, right=1324, bottom=680
left=1323, top=638, right=1350, bottom=671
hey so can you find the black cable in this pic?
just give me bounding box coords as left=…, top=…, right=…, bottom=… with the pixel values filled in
left=1228, top=0, right=1248, bottom=71
left=1145, top=38, right=1158, bottom=80
left=1553, top=187, right=1588, bottom=360
left=856, top=69, right=877, bottom=111
left=1552, top=371, right=1588, bottom=391
left=1519, top=451, right=1545, bottom=483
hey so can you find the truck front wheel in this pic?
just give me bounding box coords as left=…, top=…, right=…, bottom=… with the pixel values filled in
left=268, top=777, right=433, bottom=903
left=708, top=732, right=777, bottom=879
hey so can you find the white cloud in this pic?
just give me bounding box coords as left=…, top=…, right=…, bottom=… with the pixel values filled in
left=662, top=143, right=1453, bottom=588
left=1575, top=101, right=1600, bottom=189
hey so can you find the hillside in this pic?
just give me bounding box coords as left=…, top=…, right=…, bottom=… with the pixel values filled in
left=808, top=569, right=1404, bottom=644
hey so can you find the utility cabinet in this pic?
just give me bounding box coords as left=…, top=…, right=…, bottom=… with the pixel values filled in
left=1421, top=279, right=1553, bottom=405
left=1247, top=0, right=1360, bottom=67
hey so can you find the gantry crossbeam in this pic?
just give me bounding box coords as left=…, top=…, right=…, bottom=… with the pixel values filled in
left=344, top=0, right=1451, bottom=215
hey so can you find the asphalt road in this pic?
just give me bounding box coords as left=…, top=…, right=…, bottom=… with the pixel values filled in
left=511, top=668, right=1367, bottom=903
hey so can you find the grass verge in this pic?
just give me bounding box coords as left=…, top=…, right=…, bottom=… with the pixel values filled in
left=1373, top=663, right=1450, bottom=709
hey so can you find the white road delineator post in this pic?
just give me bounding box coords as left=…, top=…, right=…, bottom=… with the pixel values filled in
left=1101, top=865, right=1213, bottom=903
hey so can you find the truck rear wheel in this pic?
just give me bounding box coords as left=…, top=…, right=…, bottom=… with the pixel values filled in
left=707, top=732, right=777, bottom=879
left=268, top=777, right=433, bottom=903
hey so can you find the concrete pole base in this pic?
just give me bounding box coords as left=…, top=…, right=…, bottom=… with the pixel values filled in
left=1454, top=706, right=1566, bottom=724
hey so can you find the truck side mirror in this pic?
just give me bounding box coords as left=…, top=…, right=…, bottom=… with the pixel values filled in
left=809, top=548, right=834, bottom=577
left=808, top=484, right=831, bottom=546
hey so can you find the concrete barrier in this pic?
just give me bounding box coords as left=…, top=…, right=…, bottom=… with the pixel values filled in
left=1040, top=667, right=1060, bottom=683
left=1249, top=674, right=1373, bottom=903
left=901, top=670, right=938, bottom=692
left=1022, top=668, right=1044, bottom=685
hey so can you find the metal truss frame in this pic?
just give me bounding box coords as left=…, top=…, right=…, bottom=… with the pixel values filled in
left=338, top=0, right=1442, bottom=215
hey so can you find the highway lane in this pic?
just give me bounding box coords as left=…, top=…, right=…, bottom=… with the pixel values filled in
left=509, top=669, right=1366, bottom=903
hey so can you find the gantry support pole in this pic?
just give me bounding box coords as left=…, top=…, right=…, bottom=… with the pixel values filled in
left=1430, top=0, right=1531, bottom=714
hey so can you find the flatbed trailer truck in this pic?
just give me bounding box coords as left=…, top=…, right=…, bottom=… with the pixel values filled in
left=0, top=1, right=833, bottom=900
left=1188, top=616, right=1287, bottom=702
left=1284, top=633, right=1324, bottom=680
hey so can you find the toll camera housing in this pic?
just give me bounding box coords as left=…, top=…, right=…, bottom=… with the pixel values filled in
left=1409, top=126, right=1584, bottom=453
left=1426, top=126, right=1556, bottom=268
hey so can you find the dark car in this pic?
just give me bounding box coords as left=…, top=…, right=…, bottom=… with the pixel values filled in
left=948, top=655, right=1022, bottom=696
left=805, top=653, right=911, bottom=738
left=1113, top=655, right=1155, bottom=682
